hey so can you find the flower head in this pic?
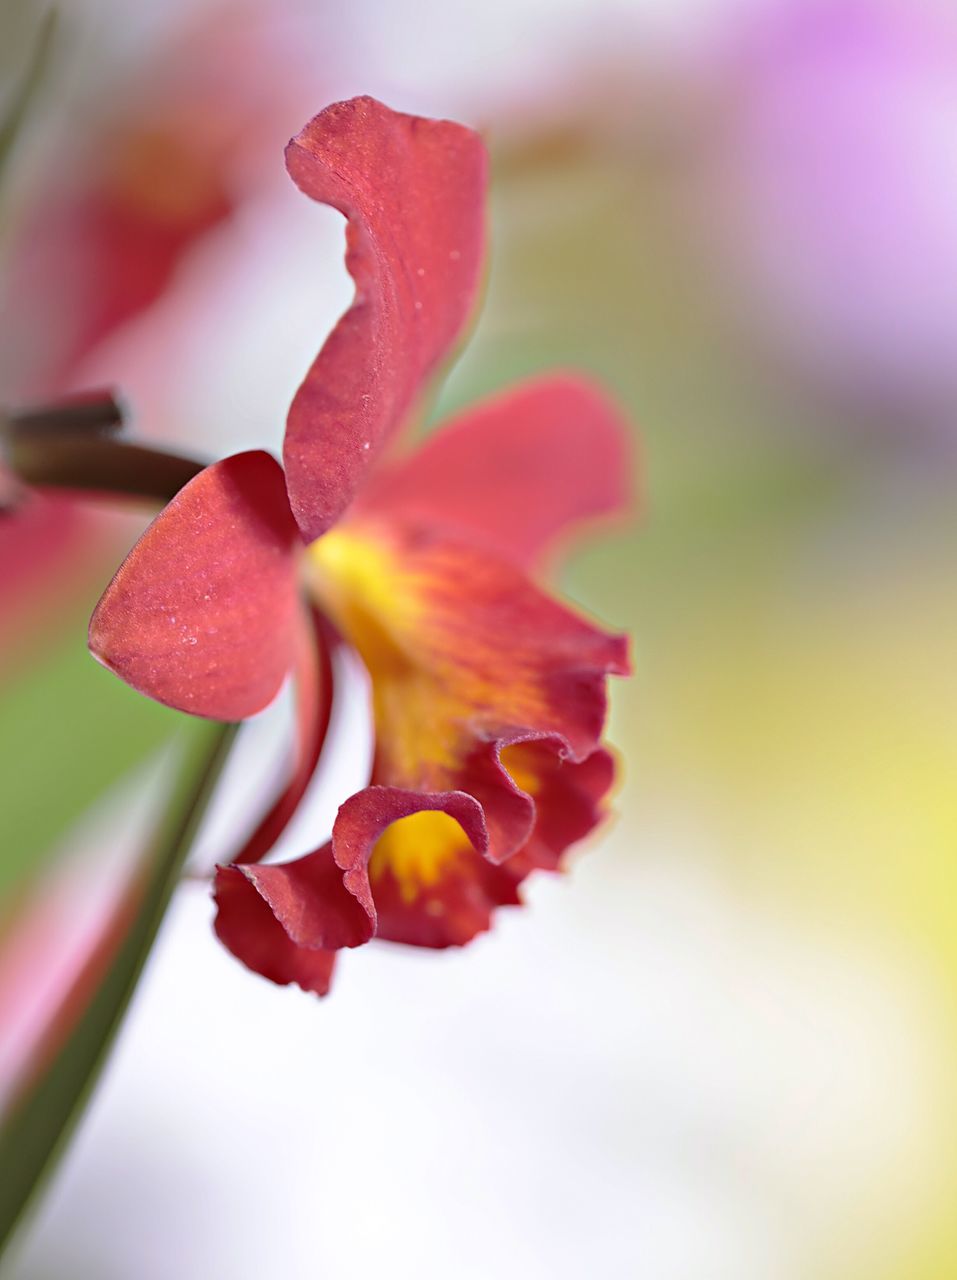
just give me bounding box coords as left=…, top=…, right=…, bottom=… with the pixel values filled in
left=88, top=97, right=631, bottom=996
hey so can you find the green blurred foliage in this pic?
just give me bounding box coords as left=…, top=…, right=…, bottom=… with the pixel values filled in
left=0, top=719, right=234, bottom=1258
left=0, top=603, right=183, bottom=901
left=0, top=8, right=55, bottom=195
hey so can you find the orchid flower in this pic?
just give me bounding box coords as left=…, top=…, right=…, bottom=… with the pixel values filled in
left=88, top=96, right=632, bottom=996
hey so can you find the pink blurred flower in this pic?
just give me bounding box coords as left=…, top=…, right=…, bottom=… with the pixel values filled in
left=0, top=834, right=137, bottom=1112
left=707, top=0, right=957, bottom=417
left=0, top=5, right=324, bottom=663
left=0, top=5, right=320, bottom=402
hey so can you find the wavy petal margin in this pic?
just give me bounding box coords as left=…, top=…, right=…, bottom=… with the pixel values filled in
left=214, top=520, right=627, bottom=991
left=213, top=867, right=337, bottom=997
left=215, top=742, right=618, bottom=970
left=283, top=96, right=488, bottom=542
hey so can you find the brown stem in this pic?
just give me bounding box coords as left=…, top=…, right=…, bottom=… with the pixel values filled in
left=3, top=435, right=206, bottom=504
left=2, top=390, right=125, bottom=440
left=1, top=390, right=208, bottom=506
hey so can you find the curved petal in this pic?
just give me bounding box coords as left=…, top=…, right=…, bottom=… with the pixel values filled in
left=214, top=746, right=617, bottom=972
left=370, top=744, right=617, bottom=944
left=213, top=787, right=495, bottom=986
left=214, top=517, right=627, bottom=988
left=499, top=744, right=617, bottom=877
left=283, top=96, right=488, bottom=542
left=330, top=786, right=489, bottom=934
left=229, top=610, right=336, bottom=867
left=367, top=809, right=523, bottom=949
left=216, top=841, right=369, bottom=961
left=355, top=374, right=634, bottom=567
left=89, top=451, right=299, bottom=720
left=216, top=787, right=486, bottom=956
left=308, top=522, right=623, bottom=947
left=306, top=519, right=629, bottom=783
left=213, top=868, right=336, bottom=997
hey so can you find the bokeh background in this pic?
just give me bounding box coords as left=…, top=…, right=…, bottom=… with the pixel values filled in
left=2, top=0, right=957, bottom=1276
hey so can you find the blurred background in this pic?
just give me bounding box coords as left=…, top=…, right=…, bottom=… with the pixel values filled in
left=2, top=0, right=956, bottom=1276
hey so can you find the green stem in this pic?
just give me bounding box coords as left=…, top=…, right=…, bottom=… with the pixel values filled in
left=0, top=719, right=240, bottom=1260
left=0, top=10, right=57, bottom=196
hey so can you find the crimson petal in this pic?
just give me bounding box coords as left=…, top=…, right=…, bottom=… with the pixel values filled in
left=213, top=787, right=488, bottom=990
left=213, top=869, right=337, bottom=997
left=356, top=374, right=634, bottom=567
left=502, top=744, right=617, bottom=877
left=215, top=839, right=368, bottom=975
left=89, top=451, right=299, bottom=720
left=229, top=609, right=335, bottom=866
left=283, top=96, right=488, bottom=542
left=330, top=786, right=488, bottom=930
left=372, top=849, right=523, bottom=950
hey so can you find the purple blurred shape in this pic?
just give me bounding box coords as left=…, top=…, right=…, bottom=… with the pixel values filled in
left=712, top=0, right=957, bottom=418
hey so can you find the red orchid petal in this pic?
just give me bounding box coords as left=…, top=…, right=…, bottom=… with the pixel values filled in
left=304, top=518, right=627, bottom=904
left=213, top=868, right=336, bottom=997
left=0, top=129, right=235, bottom=398
left=212, top=788, right=489, bottom=988
left=368, top=745, right=617, bottom=947
left=1, top=490, right=80, bottom=597
left=215, top=842, right=367, bottom=963
left=214, top=497, right=627, bottom=983
left=308, top=520, right=629, bottom=772
left=212, top=742, right=620, bottom=979
left=330, top=786, right=488, bottom=933
left=452, top=738, right=536, bottom=863
left=287, top=522, right=627, bottom=953
left=371, top=841, right=523, bottom=950
left=229, top=609, right=335, bottom=867
left=218, top=788, right=486, bottom=954
left=0, top=9, right=284, bottom=395
left=283, top=96, right=488, bottom=542
left=501, top=744, right=617, bottom=877
left=89, top=451, right=299, bottom=720
left=355, top=374, right=634, bottom=567
left=226, top=742, right=618, bottom=967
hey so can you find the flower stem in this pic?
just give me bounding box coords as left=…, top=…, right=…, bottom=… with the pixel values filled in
left=1, top=391, right=207, bottom=506
left=0, top=719, right=240, bottom=1261
left=3, top=434, right=206, bottom=503
left=0, top=9, right=58, bottom=198
left=2, top=389, right=125, bottom=439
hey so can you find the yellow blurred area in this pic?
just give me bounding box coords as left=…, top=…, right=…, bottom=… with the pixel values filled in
left=460, top=69, right=957, bottom=1278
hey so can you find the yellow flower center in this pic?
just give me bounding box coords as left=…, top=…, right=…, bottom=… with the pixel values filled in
left=304, top=522, right=545, bottom=901
left=306, top=525, right=466, bottom=782
left=367, top=810, right=468, bottom=903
